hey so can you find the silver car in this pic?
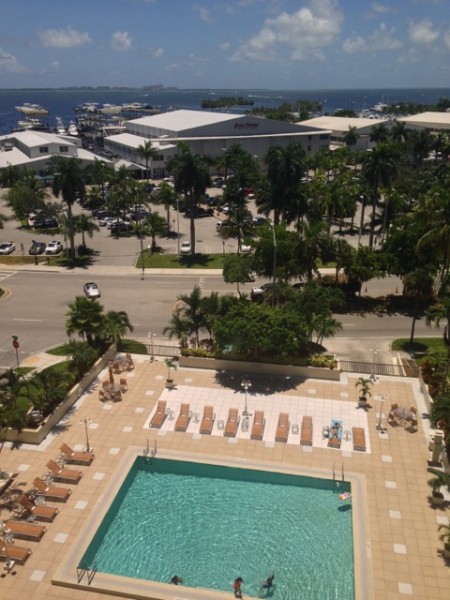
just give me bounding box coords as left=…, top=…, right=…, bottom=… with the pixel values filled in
left=83, top=282, right=101, bottom=299
left=0, top=242, right=15, bottom=255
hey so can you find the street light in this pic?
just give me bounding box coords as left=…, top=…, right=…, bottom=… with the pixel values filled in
left=175, top=197, right=180, bottom=256
left=376, top=394, right=388, bottom=432
left=148, top=331, right=156, bottom=361
left=369, top=346, right=379, bottom=381
left=12, top=336, right=20, bottom=369
left=80, top=417, right=92, bottom=453
left=241, top=378, right=252, bottom=417
left=270, top=221, right=277, bottom=308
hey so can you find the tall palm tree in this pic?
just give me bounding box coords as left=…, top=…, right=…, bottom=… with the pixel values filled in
left=143, top=212, right=167, bottom=253
left=65, top=296, right=104, bottom=346
left=264, top=143, right=306, bottom=224
left=403, top=267, right=435, bottom=343
left=73, top=213, right=100, bottom=248
left=361, top=143, right=397, bottom=248
left=51, top=156, right=85, bottom=261
left=167, top=142, right=212, bottom=254
left=163, top=312, right=191, bottom=348
left=137, top=140, right=158, bottom=183
left=152, top=182, right=178, bottom=233
left=100, top=310, right=134, bottom=346
left=343, top=126, right=359, bottom=148
left=176, top=285, right=206, bottom=347
left=219, top=203, right=254, bottom=255
left=369, top=123, right=389, bottom=144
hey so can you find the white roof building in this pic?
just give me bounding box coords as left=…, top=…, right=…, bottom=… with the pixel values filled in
left=298, top=116, right=390, bottom=151
left=0, top=130, right=111, bottom=173
left=104, top=109, right=330, bottom=178
left=398, top=112, right=450, bottom=132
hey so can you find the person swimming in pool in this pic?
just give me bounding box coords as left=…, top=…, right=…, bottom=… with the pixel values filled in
left=170, top=575, right=183, bottom=585
left=259, top=574, right=274, bottom=596
left=233, top=576, right=244, bottom=598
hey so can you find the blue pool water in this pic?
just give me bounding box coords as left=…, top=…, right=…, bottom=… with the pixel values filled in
left=81, top=458, right=354, bottom=599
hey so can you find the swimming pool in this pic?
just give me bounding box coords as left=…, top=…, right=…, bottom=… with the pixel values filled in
left=78, top=456, right=355, bottom=599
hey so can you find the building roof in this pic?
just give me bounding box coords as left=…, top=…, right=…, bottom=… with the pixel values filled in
left=11, top=130, right=80, bottom=148
left=106, top=133, right=176, bottom=151
left=298, top=115, right=388, bottom=133
left=127, top=109, right=239, bottom=133
left=399, top=111, right=450, bottom=130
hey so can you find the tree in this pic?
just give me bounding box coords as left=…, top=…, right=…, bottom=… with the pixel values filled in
left=369, top=123, right=389, bottom=144
left=176, top=285, right=206, bottom=347
left=361, top=143, right=397, bottom=248
left=143, top=212, right=167, bottom=253
left=343, top=126, right=360, bottom=148
left=137, top=140, right=158, bottom=183
left=0, top=370, right=29, bottom=444
left=29, top=366, right=72, bottom=414
left=99, top=310, right=134, bottom=346
left=219, top=202, right=254, bottom=255
left=163, top=312, right=191, bottom=348
left=222, top=254, right=254, bottom=297
left=403, top=267, right=435, bottom=343
left=65, top=297, right=104, bottom=346
left=73, top=213, right=99, bottom=248
left=167, top=143, right=212, bottom=254
left=51, top=156, right=85, bottom=261
left=153, top=182, right=178, bottom=233
left=6, top=180, right=47, bottom=226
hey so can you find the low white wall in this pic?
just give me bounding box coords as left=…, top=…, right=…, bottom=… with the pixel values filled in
left=5, top=345, right=117, bottom=445
left=179, top=356, right=341, bottom=381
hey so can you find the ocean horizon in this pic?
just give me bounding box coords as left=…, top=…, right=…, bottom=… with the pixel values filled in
left=1, top=86, right=449, bottom=136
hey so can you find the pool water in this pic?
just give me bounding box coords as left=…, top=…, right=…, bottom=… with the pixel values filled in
left=82, top=458, right=354, bottom=599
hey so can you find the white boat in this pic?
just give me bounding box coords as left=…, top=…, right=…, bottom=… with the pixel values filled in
left=99, top=103, right=123, bottom=115
left=15, top=103, right=49, bottom=116
left=68, top=120, right=79, bottom=136
left=371, top=102, right=388, bottom=113
left=56, top=117, right=67, bottom=135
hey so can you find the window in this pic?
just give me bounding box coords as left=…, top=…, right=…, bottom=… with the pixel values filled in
left=39, top=146, right=49, bottom=154
left=59, top=146, right=69, bottom=153
left=319, top=134, right=329, bottom=140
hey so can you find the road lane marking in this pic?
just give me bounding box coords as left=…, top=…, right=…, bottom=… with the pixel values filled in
left=0, top=270, right=16, bottom=281
left=13, top=318, right=44, bottom=322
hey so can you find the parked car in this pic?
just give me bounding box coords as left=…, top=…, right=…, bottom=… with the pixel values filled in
left=45, top=240, right=63, bottom=255
left=184, top=207, right=213, bottom=218
left=34, top=217, right=58, bottom=229
left=98, top=216, right=115, bottom=227
left=253, top=216, right=269, bottom=227
left=29, top=241, right=46, bottom=255
left=83, top=282, right=101, bottom=299
left=129, top=210, right=151, bottom=221
left=250, top=282, right=273, bottom=301
left=216, top=220, right=230, bottom=231
left=240, top=243, right=252, bottom=253
left=0, top=242, right=15, bottom=255
left=180, top=241, right=192, bottom=254
left=109, top=220, right=133, bottom=232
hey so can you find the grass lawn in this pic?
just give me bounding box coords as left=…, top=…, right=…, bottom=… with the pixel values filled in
left=118, top=339, right=148, bottom=354
left=46, top=344, right=72, bottom=356
left=391, top=337, right=446, bottom=355
left=137, top=252, right=226, bottom=269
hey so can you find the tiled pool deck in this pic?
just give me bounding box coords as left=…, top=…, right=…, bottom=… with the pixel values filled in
left=0, top=355, right=449, bottom=600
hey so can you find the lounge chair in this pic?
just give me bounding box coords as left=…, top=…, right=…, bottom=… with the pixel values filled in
left=0, top=537, right=32, bottom=565
left=32, top=477, right=71, bottom=502
left=150, top=401, right=168, bottom=429
left=300, top=416, right=313, bottom=446
left=3, top=519, right=46, bottom=541
left=18, top=494, right=59, bottom=522
left=224, top=408, right=240, bottom=437
left=275, top=413, right=290, bottom=443
left=352, top=427, right=366, bottom=452
left=250, top=411, right=265, bottom=440
left=199, top=406, right=215, bottom=435
left=387, top=403, right=400, bottom=426
left=119, top=377, right=128, bottom=391
left=175, top=404, right=191, bottom=432
left=60, top=443, right=95, bottom=466
left=46, top=460, right=83, bottom=484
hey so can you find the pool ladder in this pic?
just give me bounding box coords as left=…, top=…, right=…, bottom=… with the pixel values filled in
left=77, top=561, right=97, bottom=585
left=332, top=463, right=345, bottom=488
left=143, top=439, right=157, bottom=463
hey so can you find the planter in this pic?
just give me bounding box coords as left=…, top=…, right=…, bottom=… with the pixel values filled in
left=431, top=491, right=445, bottom=506
left=358, top=397, right=368, bottom=408
left=444, top=545, right=450, bottom=559
left=165, top=379, right=175, bottom=389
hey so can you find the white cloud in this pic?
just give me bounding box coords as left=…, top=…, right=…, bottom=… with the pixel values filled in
left=232, top=0, right=343, bottom=62
left=220, top=42, right=231, bottom=51
left=409, top=19, right=439, bottom=45
left=193, top=4, right=213, bottom=22
left=343, top=22, right=402, bottom=54
left=110, top=31, right=132, bottom=51
left=371, top=2, right=393, bottom=14
left=152, top=47, right=164, bottom=58
left=0, top=48, right=27, bottom=73
left=444, top=27, right=450, bottom=50
left=38, top=26, right=92, bottom=48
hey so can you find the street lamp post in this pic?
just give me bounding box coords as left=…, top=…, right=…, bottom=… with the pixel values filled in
left=12, top=336, right=20, bottom=369
left=241, top=379, right=252, bottom=417
left=271, top=222, right=277, bottom=308
left=80, top=417, right=91, bottom=453
left=369, top=346, right=379, bottom=381
left=148, top=331, right=156, bottom=361
left=376, top=394, right=388, bottom=432
left=175, top=197, right=180, bottom=256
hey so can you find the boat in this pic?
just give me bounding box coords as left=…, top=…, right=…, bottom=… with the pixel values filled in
left=15, top=118, right=50, bottom=132
left=74, top=102, right=100, bottom=113
left=371, top=102, right=388, bottom=113
left=99, top=103, right=123, bottom=115
left=15, top=103, right=49, bottom=116
left=67, top=120, right=79, bottom=136
left=55, top=117, right=67, bottom=135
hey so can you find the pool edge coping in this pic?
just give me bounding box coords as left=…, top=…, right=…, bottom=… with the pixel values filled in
left=52, top=447, right=373, bottom=600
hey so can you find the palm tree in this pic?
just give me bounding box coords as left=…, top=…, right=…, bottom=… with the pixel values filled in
left=264, top=143, right=306, bottom=224
left=343, top=126, right=359, bottom=148
left=65, top=296, right=104, bottom=346
left=73, top=213, right=100, bottom=248
left=153, top=182, right=178, bottom=233
left=137, top=140, right=158, bottom=183
left=100, top=310, right=134, bottom=346
left=403, top=267, right=435, bottom=343
left=361, top=143, right=397, bottom=248
left=219, top=203, right=254, bottom=255
left=163, top=312, right=191, bottom=348
left=369, top=123, right=389, bottom=144
left=51, top=156, right=85, bottom=261
left=143, top=212, right=167, bottom=253
left=176, top=285, right=206, bottom=347
left=167, top=143, right=212, bottom=254
left=29, top=367, right=71, bottom=414
left=0, top=370, right=29, bottom=444
left=390, top=120, right=408, bottom=143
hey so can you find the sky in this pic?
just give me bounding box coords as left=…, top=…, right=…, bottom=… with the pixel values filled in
left=0, top=0, right=449, bottom=89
